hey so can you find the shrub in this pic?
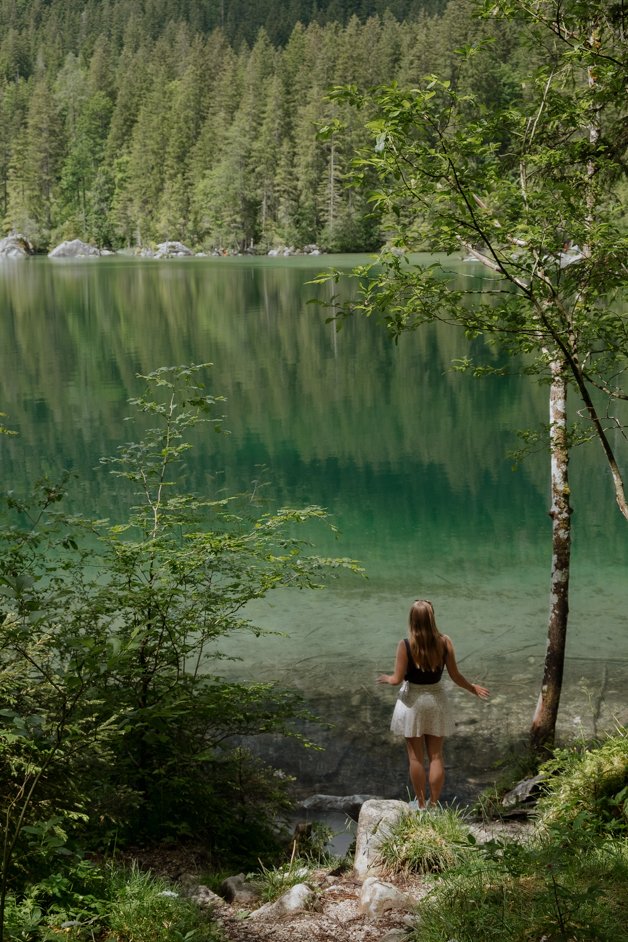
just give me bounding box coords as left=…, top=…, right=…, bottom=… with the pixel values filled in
left=535, top=727, right=628, bottom=837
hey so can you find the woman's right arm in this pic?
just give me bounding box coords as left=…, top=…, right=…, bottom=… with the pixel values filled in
left=377, top=640, right=407, bottom=686
left=443, top=636, right=489, bottom=699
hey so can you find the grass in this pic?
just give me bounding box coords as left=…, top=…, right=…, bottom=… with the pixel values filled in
left=376, top=806, right=473, bottom=875
left=249, top=821, right=343, bottom=903
left=412, top=834, right=628, bottom=942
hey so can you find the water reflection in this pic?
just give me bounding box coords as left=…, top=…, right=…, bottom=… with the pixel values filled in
left=0, top=255, right=626, bottom=797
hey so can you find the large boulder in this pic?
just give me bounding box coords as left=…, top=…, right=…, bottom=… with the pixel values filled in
left=300, top=793, right=379, bottom=821
left=48, top=239, right=100, bottom=258
left=354, top=799, right=408, bottom=878
left=154, top=241, right=193, bottom=258
left=0, top=232, right=34, bottom=258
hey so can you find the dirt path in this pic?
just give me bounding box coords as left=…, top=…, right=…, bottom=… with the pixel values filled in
left=210, top=870, right=427, bottom=942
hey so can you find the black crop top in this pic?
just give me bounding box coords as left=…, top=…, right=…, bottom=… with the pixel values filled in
left=403, top=638, right=446, bottom=685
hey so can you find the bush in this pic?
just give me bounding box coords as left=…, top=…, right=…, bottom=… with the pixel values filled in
left=0, top=364, right=359, bottom=932
left=535, top=727, right=628, bottom=837
left=3, top=863, right=222, bottom=942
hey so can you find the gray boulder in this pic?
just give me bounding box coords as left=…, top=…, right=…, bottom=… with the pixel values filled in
left=300, top=793, right=379, bottom=821
left=359, top=876, right=415, bottom=918
left=354, top=799, right=408, bottom=878
left=186, top=884, right=225, bottom=909
left=248, top=883, right=315, bottom=920
left=502, top=773, right=546, bottom=809
left=219, top=872, right=261, bottom=906
left=154, top=240, right=193, bottom=258
left=0, top=232, right=34, bottom=258
left=48, top=239, right=100, bottom=258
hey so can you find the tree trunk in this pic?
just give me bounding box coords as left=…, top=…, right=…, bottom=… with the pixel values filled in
left=530, top=360, right=572, bottom=753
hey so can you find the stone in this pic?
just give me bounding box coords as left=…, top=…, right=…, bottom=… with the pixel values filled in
left=300, top=793, right=379, bottom=821
left=379, top=929, right=413, bottom=942
left=0, top=232, right=34, bottom=258
left=359, top=876, right=415, bottom=918
left=219, top=872, right=261, bottom=905
left=502, top=773, right=546, bottom=808
left=354, top=799, right=408, bottom=878
left=48, top=239, right=101, bottom=258
left=154, top=241, right=194, bottom=258
left=248, top=883, right=315, bottom=920
left=186, top=884, right=225, bottom=909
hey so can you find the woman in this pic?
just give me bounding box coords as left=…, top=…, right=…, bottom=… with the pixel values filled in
left=377, top=599, right=489, bottom=810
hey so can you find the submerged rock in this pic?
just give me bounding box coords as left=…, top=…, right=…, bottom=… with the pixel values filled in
left=48, top=239, right=100, bottom=258
left=0, top=232, right=34, bottom=258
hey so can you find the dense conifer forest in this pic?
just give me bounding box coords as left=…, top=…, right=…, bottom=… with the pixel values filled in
left=0, top=0, right=523, bottom=252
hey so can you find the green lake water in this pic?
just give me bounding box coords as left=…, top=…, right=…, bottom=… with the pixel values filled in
left=1, top=254, right=626, bottom=800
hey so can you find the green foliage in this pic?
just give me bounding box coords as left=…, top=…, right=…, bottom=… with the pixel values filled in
left=0, top=363, right=358, bottom=938
left=377, top=806, right=473, bottom=874
left=0, top=2, right=529, bottom=251
left=413, top=835, right=628, bottom=942
left=535, top=727, right=628, bottom=837
left=3, top=862, right=221, bottom=942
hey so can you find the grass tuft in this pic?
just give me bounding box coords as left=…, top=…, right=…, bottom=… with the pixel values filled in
left=377, top=806, right=473, bottom=875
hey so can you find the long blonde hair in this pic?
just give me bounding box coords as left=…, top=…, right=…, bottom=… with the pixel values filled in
left=408, top=600, right=445, bottom=671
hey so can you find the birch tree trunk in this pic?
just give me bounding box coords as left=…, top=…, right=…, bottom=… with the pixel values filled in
left=530, top=360, right=572, bottom=752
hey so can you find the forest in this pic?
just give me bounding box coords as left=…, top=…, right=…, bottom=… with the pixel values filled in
left=0, top=0, right=522, bottom=252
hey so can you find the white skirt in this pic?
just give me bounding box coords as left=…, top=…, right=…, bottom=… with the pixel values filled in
left=390, top=681, right=455, bottom=738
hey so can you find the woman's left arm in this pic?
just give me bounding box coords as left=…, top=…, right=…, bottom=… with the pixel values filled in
left=376, top=640, right=407, bottom=686
left=443, top=636, right=490, bottom=699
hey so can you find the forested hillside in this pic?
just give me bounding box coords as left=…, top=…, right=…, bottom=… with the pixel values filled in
left=0, top=0, right=521, bottom=252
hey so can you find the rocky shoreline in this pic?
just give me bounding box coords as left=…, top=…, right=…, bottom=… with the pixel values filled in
left=0, top=233, right=325, bottom=260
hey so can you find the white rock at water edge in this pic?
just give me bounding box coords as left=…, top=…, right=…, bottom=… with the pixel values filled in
left=154, top=240, right=193, bottom=258
left=48, top=239, right=101, bottom=258
left=0, top=232, right=34, bottom=258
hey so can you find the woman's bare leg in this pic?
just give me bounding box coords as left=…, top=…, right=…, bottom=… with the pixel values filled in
left=405, top=737, right=427, bottom=807
left=425, top=734, right=445, bottom=805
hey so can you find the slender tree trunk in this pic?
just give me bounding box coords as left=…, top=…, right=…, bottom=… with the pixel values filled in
left=530, top=360, right=572, bottom=753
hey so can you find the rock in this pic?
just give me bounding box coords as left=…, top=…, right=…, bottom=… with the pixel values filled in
left=219, top=873, right=261, bottom=906
left=380, top=928, right=413, bottom=942
left=154, top=240, right=193, bottom=258
left=502, top=773, right=546, bottom=809
left=48, top=239, right=101, bottom=258
left=248, top=883, right=315, bottom=920
left=359, top=876, right=415, bottom=918
left=186, top=884, right=225, bottom=909
left=300, top=793, right=380, bottom=821
left=0, top=232, right=34, bottom=258
left=354, top=799, right=408, bottom=878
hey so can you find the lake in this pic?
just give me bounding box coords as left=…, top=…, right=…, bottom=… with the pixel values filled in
left=1, top=254, right=626, bottom=803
